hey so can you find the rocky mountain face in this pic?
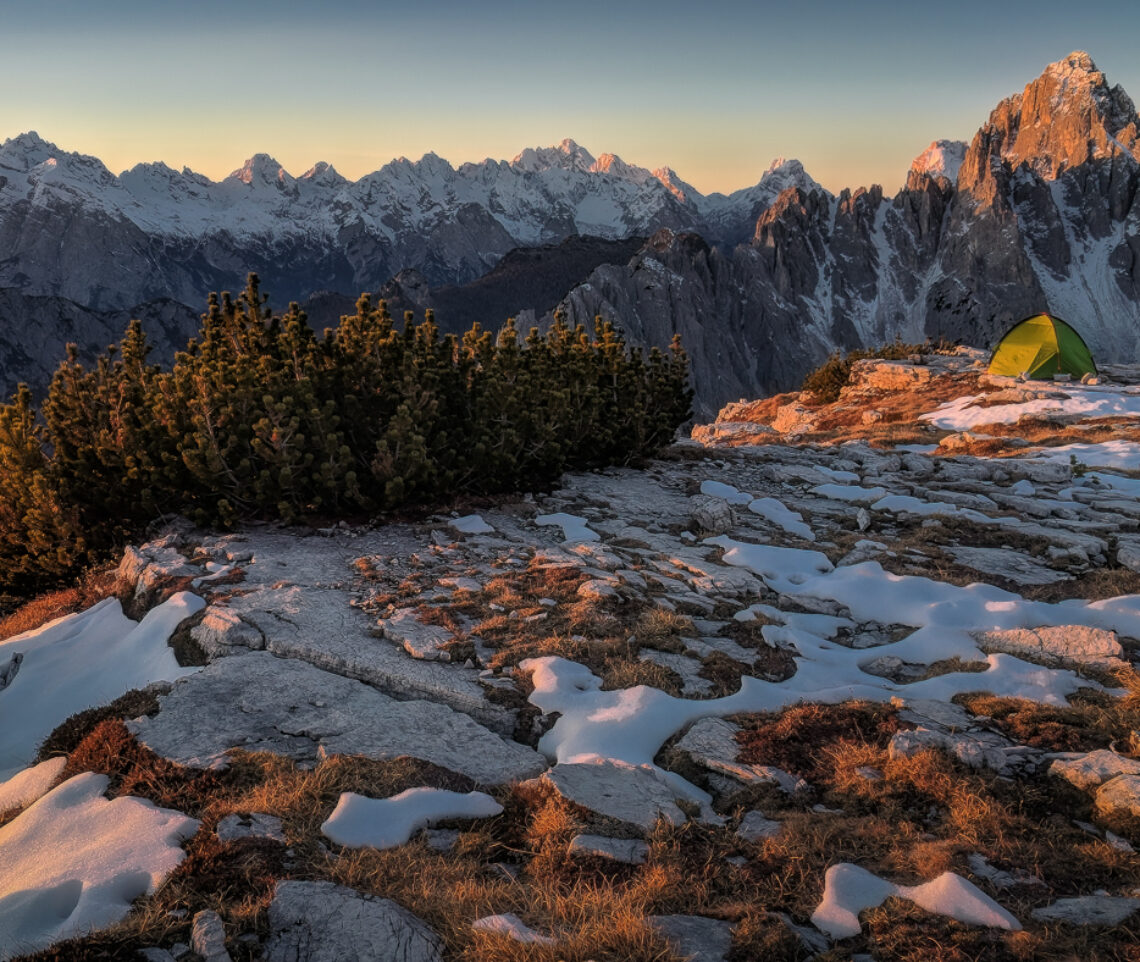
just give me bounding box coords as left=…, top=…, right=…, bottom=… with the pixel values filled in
left=0, top=289, right=197, bottom=397
left=560, top=52, right=1140, bottom=414
left=1, top=52, right=1137, bottom=414
left=0, top=133, right=816, bottom=397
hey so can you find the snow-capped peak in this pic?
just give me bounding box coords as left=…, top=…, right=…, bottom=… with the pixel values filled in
left=229, top=154, right=293, bottom=187
left=512, top=139, right=597, bottom=174
left=590, top=153, right=657, bottom=186
left=1042, top=51, right=1100, bottom=88
left=758, top=158, right=821, bottom=194
left=910, top=140, right=967, bottom=183
left=652, top=166, right=700, bottom=206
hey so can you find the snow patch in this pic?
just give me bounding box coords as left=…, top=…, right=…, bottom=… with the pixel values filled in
left=811, top=863, right=1020, bottom=939
left=0, top=773, right=198, bottom=959
left=321, top=787, right=502, bottom=849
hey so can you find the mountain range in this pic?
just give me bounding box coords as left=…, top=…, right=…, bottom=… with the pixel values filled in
left=1, top=51, right=1137, bottom=413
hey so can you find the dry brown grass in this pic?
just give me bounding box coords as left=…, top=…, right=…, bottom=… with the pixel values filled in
left=633, top=608, right=694, bottom=653
left=0, top=568, right=121, bottom=641
left=600, top=656, right=684, bottom=695
left=956, top=681, right=1140, bottom=754
left=736, top=702, right=903, bottom=781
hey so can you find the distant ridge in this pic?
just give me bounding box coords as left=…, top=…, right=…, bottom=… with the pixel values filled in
left=1, top=52, right=1138, bottom=414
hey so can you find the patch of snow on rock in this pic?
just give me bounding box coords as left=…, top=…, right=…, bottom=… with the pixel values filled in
left=535, top=512, right=600, bottom=543
left=321, top=787, right=502, bottom=849
left=0, top=592, right=205, bottom=781
left=811, top=863, right=1020, bottom=939
left=0, top=773, right=198, bottom=959
left=471, top=913, right=556, bottom=945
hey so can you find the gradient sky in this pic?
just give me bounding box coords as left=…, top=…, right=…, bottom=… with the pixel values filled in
left=2, top=0, right=1138, bottom=195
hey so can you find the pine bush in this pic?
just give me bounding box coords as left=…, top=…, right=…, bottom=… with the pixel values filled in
left=0, top=276, right=692, bottom=595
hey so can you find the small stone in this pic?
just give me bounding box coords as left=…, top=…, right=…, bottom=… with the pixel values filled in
left=648, top=915, right=734, bottom=962
left=1031, top=896, right=1140, bottom=926
left=471, top=913, right=555, bottom=945
left=379, top=608, right=455, bottom=661
left=568, top=833, right=649, bottom=864
left=578, top=579, right=620, bottom=601
left=737, top=811, right=782, bottom=841
left=191, top=910, right=232, bottom=962
left=1106, top=831, right=1135, bottom=853
left=856, top=507, right=871, bottom=532
left=216, top=812, right=287, bottom=844
left=139, top=951, right=176, bottom=962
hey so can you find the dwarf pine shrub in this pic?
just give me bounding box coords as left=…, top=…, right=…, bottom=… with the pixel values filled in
left=0, top=275, right=693, bottom=594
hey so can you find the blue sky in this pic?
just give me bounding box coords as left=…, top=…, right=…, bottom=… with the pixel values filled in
left=2, top=0, right=1137, bottom=193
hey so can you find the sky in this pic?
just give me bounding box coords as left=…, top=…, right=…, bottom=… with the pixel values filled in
left=2, top=0, right=1138, bottom=195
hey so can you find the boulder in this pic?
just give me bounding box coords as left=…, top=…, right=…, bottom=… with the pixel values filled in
left=690, top=496, right=734, bottom=535
left=191, top=607, right=265, bottom=658
left=1050, top=750, right=1140, bottom=791
left=771, top=402, right=821, bottom=436
left=1117, top=540, right=1140, bottom=574
left=844, top=359, right=934, bottom=393
left=264, top=880, right=443, bottom=962
left=1095, top=774, right=1140, bottom=819
left=973, top=625, right=1124, bottom=669
left=691, top=421, right=775, bottom=445
left=648, top=915, right=735, bottom=962
left=536, top=760, right=687, bottom=833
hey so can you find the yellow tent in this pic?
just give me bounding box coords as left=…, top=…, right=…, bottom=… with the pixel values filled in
left=987, top=314, right=1096, bottom=379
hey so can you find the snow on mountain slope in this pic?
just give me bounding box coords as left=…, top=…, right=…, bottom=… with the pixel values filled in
left=0, top=130, right=767, bottom=325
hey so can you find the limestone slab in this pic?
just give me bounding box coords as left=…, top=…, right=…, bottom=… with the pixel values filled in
left=129, top=653, right=545, bottom=787
left=538, top=760, right=687, bottom=833
left=1050, top=750, right=1140, bottom=791
left=648, top=915, right=734, bottom=962
left=974, top=625, right=1124, bottom=669
left=568, top=833, right=649, bottom=864
left=264, top=880, right=443, bottom=962
left=1031, top=896, right=1140, bottom=926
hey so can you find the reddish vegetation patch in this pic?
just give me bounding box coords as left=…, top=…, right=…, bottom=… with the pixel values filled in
left=63, top=719, right=224, bottom=817
left=736, top=702, right=902, bottom=781
left=956, top=692, right=1140, bottom=754
left=169, top=831, right=286, bottom=909
left=0, top=570, right=120, bottom=641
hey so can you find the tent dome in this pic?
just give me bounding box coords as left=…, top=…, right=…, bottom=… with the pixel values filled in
left=987, top=314, right=1096, bottom=379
